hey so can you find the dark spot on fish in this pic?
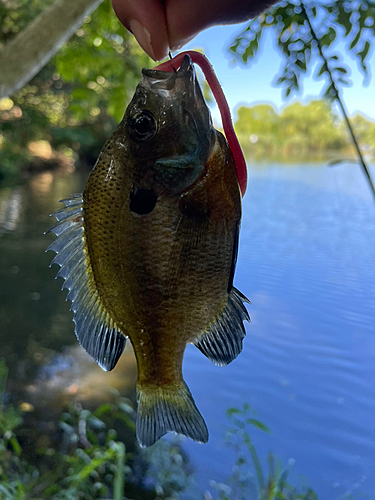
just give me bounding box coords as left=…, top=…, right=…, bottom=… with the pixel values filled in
left=179, top=198, right=209, bottom=222
left=130, top=188, right=157, bottom=215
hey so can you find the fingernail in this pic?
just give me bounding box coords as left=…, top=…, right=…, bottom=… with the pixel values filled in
left=129, top=19, right=157, bottom=61
left=170, top=35, right=196, bottom=52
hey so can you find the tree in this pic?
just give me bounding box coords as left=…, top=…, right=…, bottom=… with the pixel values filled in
left=279, top=100, right=344, bottom=151
left=234, top=98, right=370, bottom=158
left=236, top=104, right=278, bottom=137
left=347, top=113, right=375, bottom=151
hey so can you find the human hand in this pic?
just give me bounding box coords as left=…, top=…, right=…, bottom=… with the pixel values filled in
left=111, top=0, right=277, bottom=61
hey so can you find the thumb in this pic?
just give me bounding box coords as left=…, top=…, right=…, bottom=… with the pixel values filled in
left=112, top=0, right=170, bottom=61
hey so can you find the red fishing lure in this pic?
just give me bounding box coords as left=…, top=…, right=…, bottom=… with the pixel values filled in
left=154, top=51, right=247, bottom=197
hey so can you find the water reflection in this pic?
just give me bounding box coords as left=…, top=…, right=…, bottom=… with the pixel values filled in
left=0, top=187, right=22, bottom=233
left=24, top=343, right=137, bottom=410
left=0, top=169, right=93, bottom=390
left=29, top=171, right=54, bottom=197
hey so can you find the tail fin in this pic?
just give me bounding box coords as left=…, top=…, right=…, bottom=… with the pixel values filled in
left=136, top=381, right=208, bottom=447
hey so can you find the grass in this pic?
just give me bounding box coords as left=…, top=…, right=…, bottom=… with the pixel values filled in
left=209, top=404, right=317, bottom=500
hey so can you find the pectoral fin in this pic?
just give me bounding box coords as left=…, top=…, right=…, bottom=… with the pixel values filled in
left=153, top=153, right=204, bottom=196
left=193, top=287, right=250, bottom=366
left=46, top=194, right=126, bottom=371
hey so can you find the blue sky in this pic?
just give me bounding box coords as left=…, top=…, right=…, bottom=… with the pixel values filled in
left=182, top=22, right=374, bottom=125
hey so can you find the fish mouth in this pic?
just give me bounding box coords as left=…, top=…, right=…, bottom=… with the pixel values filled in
left=141, top=54, right=195, bottom=92
left=139, top=54, right=210, bottom=140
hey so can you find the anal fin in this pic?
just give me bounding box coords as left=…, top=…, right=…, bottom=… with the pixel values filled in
left=136, top=381, right=208, bottom=447
left=193, top=287, right=250, bottom=366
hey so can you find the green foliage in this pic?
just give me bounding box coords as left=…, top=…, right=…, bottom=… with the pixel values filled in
left=0, top=393, right=134, bottom=499
left=0, top=360, right=26, bottom=499
left=348, top=113, right=375, bottom=148
left=234, top=98, right=375, bottom=159
left=0, top=0, right=152, bottom=180
left=0, top=354, right=190, bottom=500
left=229, top=1, right=375, bottom=197
left=48, top=400, right=134, bottom=499
left=209, top=404, right=317, bottom=500
left=54, top=1, right=151, bottom=123
left=0, top=0, right=55, bottom=46
left=229, top=1, right=375, bottom=98
left=0, top=360, right=23, bottom=458
left=1, top=358, right=319, bottom=500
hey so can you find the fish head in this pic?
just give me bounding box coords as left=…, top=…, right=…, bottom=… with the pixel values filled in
left=122, top=54, right=215, bottom=198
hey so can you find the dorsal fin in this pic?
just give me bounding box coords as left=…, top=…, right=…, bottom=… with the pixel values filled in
left=193, top=287, right=250, bottom=366
left=45, top=194, right=126, bottom=371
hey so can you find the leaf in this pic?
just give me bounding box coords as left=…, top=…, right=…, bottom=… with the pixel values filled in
left=337, top=76, right=349, bottom=86
left=276, top=74, right=287, bottom=85
left=226, top=407, right=242, bottom=417
left=356, top=40, right=371, bottom=74
left=88, top=416, right=106, bottom=429
left=323, top=83, right=336, bottom=100
left=243, top=432, right=265, bottom=490
left=68, top=449, right=115, bottom=483
left=335, top=66, right=347, bottom=74
left=94, top=403, right=112, bottom=416
left=9, top=435, right=22, bottom=456
left=337, top=8, right=353, bottom=36
left=360, top=39, right=371, bottom=62
left=320, top=27, right=337, bottom=48
left=349, top=31, right=361, bottom=51
left=114, top=442, right=126, bottom=500
left=246, top=418, right=271, bottom=433
left=292, top=71, right=299, bottom=91
left=316, top=62, right=327, bottom=77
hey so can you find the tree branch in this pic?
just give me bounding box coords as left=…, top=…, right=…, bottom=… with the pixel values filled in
left=0, top=0, right=104, bottom=99
left=301, top=1, right=375, bottom=200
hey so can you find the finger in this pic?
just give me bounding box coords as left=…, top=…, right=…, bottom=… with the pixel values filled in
left=112, top=0, right=170, bottom=61
left=165, top=0, right=274, bottom=50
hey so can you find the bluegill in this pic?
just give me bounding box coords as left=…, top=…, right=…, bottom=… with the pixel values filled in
left=46, top=55, right=250, bottom=447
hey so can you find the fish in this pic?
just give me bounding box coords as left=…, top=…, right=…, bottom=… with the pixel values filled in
left=46, top=54, right=250, bottom=447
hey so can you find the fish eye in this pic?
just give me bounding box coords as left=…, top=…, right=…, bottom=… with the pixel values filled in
left=130, top=110, right=157, bottom=141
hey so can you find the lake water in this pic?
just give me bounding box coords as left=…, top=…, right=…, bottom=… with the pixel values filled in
left=0, top=162, right=374, bottom=499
